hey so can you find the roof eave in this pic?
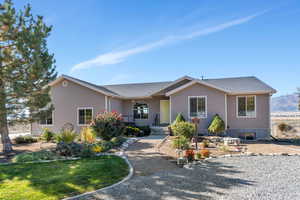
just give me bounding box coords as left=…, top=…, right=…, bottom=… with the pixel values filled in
left=48, top=75, right=120, bottom=98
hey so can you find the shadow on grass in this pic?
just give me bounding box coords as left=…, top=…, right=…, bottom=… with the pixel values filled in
left=0, top=155, right=129, bottom=200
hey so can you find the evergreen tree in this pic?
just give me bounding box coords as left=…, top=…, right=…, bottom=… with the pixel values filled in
left=173, top=113, right=186, bottom=124
left=0, top=0, right=56, bottom=153
left=208, top=114, right=225, bottom=135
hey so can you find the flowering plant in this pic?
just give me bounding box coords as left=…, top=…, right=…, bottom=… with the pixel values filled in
left=185, top=149, right=195, bottom=162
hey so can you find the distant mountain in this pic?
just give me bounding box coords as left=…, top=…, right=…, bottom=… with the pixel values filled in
left=271, top=93, right=299, bottom=112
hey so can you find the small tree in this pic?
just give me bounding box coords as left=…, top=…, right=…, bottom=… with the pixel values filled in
left=173, top=113, right=185, bottom=124
left=171, top=121, right=195, bottom=139
left=208, top=114, right=225, bottom=135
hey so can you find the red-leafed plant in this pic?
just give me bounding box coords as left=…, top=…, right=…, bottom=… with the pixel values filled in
left=90, top=111, right=124, bottom=141
left=185, top=149, right=195, bottom=162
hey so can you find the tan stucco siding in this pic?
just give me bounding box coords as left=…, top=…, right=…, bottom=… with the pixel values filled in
left=109, top=97, right=123, bottom=113
left=170, top=83, right=226, bottom=130
left=227, top=94, right=270, bottom=129
left=32, top=79, right=106, bottom=134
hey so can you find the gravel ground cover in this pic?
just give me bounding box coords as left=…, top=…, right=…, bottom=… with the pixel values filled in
left=82, top=155, right=300, bottom=200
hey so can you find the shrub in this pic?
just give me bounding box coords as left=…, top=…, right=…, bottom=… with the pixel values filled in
left=185, top=149, right=195, bottom=162
left=12, top=150, right=62, bottom=163
left=173, top=113, right=186, bottom=124
left=80, top=127, right=96, bottom=144
left=123, top=126, right=141, bottom=137
left=278, top=123, right=292, bottom=132
left=14, top=136, right=38, bottom=144
left=195, top=152, right=202, bottom=160
left=41, top=128, right=55, bottom=142
left=90, top=111, right=124, bottom=141
left=92, top=144, right=103, bottom=153
left=218, top=145, right=230, bottom=152
left=80, top=144, right=95, bottom=158
left=55, top=142, right=82, bottom=157
left=111, top=136, right=126, bottom=146
left=172, top=136, right=189, bottom=150
left=171, top=121, right=196, bottom=139
left=200, top=149, right=210, bottom=158
left=137, top=125, right=151, bottom=136
left=99, top=140, right=114, bottom=152
left=208, top=114, right=225, bottom=135
left=56, top=130, right=77, bottom=144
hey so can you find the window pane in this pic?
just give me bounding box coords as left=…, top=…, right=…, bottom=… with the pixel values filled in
left=79, top=109, right=85, bottom=124
left=133, top=103, right=148, bottom=119
left=85, top=109, right=92, bottom=124
left=197, top=97, right=206, bottom=117
left=40, top=111, right=52, bottom=125
left=189, top=98, right=197, bottom=117
left=238, top=97, right=246, bottom=116
left=246, top=96, right=255, bottom=117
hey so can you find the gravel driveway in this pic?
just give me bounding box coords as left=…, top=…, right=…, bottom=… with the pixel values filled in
left=81, top=138, right=300, bottom=200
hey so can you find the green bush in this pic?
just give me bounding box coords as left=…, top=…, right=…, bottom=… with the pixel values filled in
left=208, top=114, right=225, bottom=135
left=41, top=128, right=55, bottom=142
left=55, top=142, right=82, bottom=157
left=111, top=136, right=126, bottom=146
left=80, top=144, right=95, bottom=158
left=90, top=111, right=124, bottom=141
left=123, top=126, right=141, bottom=137
left=172, top=136, right=189, bottom=150
left=171, top=121, right=195, bottom=139
left=173, top=113, right=186, bottom=124
left=99, top=140, right=114, bottom=152
left=137, top=126, right=151, bottom=136
left=12, top=150, right=62, bottom=163
left=56, top=130, right=77, bottom=143
left=14, top=135, right=38, bottom=144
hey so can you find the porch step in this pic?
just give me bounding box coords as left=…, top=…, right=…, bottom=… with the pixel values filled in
left=151, top=126, right=169, bottom=135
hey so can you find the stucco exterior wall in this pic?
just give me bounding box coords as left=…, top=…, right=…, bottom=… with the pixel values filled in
left=226, top=94, right=271, bottom=139
left=227, top=94, right=270, bottom=129
left=170, top=83, right=226, bottom=131
left=32, top=79, right=106, bottom=134
left=121, top=97, right=162, bottom=126
left=109, top=97, right=123, bottom=113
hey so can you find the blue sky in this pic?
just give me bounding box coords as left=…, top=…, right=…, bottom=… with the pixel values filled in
left=13, top=0, right=300, bottom=96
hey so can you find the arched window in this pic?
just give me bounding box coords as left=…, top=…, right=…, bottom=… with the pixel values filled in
left=133, top=103, right=149, bottom=119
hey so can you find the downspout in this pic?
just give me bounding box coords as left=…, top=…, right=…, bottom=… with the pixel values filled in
left=225, top=94, right=228, bottom=134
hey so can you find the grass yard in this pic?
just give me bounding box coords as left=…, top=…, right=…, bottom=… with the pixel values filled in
left=0, top=155, right=129, bottom=200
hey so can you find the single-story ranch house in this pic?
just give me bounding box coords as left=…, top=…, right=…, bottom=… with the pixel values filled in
left=32, top=75, right=276, bottom=139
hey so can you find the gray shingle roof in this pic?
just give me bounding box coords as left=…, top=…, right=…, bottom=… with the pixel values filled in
left=202, top=76, right=276, bottom=94
left=103, top=81, right=172, bottom=98
left=56, top=75, right=276, bottom=98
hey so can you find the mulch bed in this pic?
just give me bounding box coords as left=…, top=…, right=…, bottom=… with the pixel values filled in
left=0, top=142, right=56, bottom=163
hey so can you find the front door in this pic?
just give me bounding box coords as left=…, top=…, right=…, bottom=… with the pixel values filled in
left=160, top=100, right=170, bottom=124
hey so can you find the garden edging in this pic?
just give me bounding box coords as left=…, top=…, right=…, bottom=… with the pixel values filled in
left=62, top=153, right=134, bottom=200
left=183, top=152, right=300, bottom=169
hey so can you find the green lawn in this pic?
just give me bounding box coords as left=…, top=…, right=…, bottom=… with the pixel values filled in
left=0, top=155, right=129, bottom=200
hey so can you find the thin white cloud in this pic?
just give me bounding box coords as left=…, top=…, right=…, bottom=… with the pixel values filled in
left=71, top=11, right=267, bottom=72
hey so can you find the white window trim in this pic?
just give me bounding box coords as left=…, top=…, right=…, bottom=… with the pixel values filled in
left=39, top=111, right=54, bottom=127
left=132, top=102, right=149, bottom=120
left=236, top=95, right=257, bottom=118
left=77, top=107, right=94, bottom=126
left=188, top=96, right=208, bottom=119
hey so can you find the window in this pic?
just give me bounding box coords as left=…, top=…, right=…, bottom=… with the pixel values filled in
left=40, top=111, right=53, bottom=125
left=189, top=96, right=207, bottom=118
left=237, top=96, right=256, bottom=118
left=78, top=107, right=93, bottom=125
left=133, top=103, right=149, bottom=119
